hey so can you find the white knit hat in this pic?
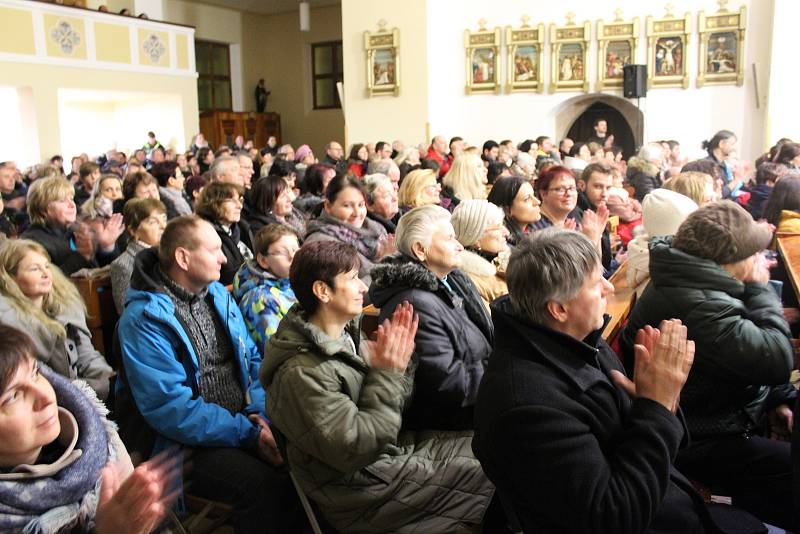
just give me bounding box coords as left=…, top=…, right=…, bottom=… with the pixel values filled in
left=452, top=199, right=504, bottom=247
left=642, top=188, right=698, bottom=237
left=562, top=156, right=588, bottom=173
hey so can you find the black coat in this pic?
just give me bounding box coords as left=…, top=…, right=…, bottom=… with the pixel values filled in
left=21, top=222, right=117, bottom=275
left=207, top=219, right=253, bottom=286
left=369, top=253, right=493, bottom=431
left=621, top=237, right=795, bottom=440
left=473, top=296, right=710, bottom=533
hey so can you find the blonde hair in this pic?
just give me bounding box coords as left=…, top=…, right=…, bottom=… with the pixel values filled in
left=81, top=174, right=122, bottom=218
left=398, top=169, right=437, bottom=208
left=443, top=153, right=487, bottom=201
left=663, top=172, right=714, bottom=206
left=0, top=240, right=84, bottom=338
left=27, top=177, right=74, bottom=226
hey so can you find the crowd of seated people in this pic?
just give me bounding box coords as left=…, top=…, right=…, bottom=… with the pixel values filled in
left=1, top=125, right=800, bottom=532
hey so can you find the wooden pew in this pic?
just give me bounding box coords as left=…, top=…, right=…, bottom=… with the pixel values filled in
left=73, top=274, right=118, bottom=355
left=602, top=260, right=636, bottom=342
left=776, top=233, right=800, bottom=303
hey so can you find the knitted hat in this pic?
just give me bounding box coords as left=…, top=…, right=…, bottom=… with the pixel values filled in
left=673, top=200, right=773, bottom=265
left=294, top=144, right=312, bottom=162
left=642, top=188, right=698, bottom=237
left=452, top=199, right=503, bottom=247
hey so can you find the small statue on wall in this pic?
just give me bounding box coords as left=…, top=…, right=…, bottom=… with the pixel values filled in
left=255, top=79, right=271, bottom=112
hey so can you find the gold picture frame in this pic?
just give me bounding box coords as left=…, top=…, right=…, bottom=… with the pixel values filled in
left=597, top=9, right=640, bottom=91
left=549, top=13, right=590, bottom=93
left=364, top=20, right=399, bottom=97
left=646, top=5, right=691, bottom=89
left=465, top=19, right=501, bottom=95
left=505, top=15, right=545, bottom=93
left=697, top=0, right=746, bottom=87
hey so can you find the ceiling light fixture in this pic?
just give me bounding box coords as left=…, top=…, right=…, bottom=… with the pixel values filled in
left=299, top=1, right=310, bottom=32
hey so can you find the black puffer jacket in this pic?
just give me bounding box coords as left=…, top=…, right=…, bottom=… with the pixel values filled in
left=369, top=253, right=493, bottom=430
left=621, top=236, right=795, bottom=440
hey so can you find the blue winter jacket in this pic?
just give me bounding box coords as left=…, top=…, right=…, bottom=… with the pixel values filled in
left=117, top=247, right=265, bottom=450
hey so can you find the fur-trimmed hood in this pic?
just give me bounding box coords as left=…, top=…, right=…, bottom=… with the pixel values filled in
left=369, top=252, right=441, bottom=300
left=626, top=156, right=660, bottom=178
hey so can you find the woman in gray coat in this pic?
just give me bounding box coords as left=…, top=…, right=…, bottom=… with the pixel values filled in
left=0, top=239, right=113, bottom=400
left=261, top=240, right=496, bottom=533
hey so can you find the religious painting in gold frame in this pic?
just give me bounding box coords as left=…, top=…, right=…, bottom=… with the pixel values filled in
left=646, top=5, right=691, bottom=89
left=465, top=20, right=501, bottom=95
left=549, top=13, right=590, bottom=93
left=697, top=1, right=746, bottom=87
left=597, top=10, right=639, bottom=91
left=505, top=16, right=545, bottom=93
left=364, top=20, right=399, bottom=97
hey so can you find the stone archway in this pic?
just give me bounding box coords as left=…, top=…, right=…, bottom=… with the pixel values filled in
left=552, top=93, right=644, bottom=157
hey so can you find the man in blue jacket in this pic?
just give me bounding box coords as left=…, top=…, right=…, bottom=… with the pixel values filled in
left=117, top=214, right=300, bottom=533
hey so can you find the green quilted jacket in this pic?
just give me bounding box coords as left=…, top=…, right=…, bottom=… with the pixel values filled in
left=260, top=305, right=494, bottom=533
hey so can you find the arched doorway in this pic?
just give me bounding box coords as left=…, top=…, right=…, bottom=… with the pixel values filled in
left=567, top=102, right=636, bottom=160
left=551, top=93, right=644, bottom=160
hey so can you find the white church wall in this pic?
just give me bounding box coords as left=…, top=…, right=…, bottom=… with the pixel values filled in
left=424, top=0, right=769, bottom=160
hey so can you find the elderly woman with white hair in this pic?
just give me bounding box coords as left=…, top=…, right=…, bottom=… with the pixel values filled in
left=369, top=205, right=493, bottom=431
left=364, top=173, right=400, bottom=233
left=451, top=200, right=510, bottom=309
left=627, top=142, right=666, bottom=201
left=511, top=151, right=537, bottom=181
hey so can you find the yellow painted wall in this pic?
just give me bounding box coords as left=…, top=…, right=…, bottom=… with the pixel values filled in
left=0, top=62, right=198, bottom=162
left=163, top=0, right=345, bottom=155
left=175, top=32, right=188, bottom=69
left=43, top=14, right=88, bottom=59
left=95, top=22, right=131, bottom=63
left=245, top=5, right=345, bottom=156
left=341, top=0, right=428, bottom=148
left=0, top=7, right=35, bottom=55
left=164, top=0, right=241, bottom=44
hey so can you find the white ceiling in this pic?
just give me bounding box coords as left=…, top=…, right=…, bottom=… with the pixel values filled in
left=182, top=0, right=340, bottom=15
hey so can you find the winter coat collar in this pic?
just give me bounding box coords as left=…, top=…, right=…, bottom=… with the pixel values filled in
left=648, top=236, right=744, bottom=297
left=491, top=295, right=612, bottom=393
left=261, top=304, right=364, bottom=385
left=459, top=249, right=497, bottom=278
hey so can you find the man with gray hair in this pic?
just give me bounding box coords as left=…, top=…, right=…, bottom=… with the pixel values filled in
left=210, top=155, right=243, bottom=186
left=472, top=228, right=738, bottom=533
left=367, top=158, right=401, bottom=191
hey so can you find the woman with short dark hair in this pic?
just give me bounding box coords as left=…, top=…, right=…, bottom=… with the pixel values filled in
left=110, top=198, right=167, bottom=313
left=346, top=143, right=368, bottom=178
left=261, top=240, right=495, bottom=533
left=246, top=175, right=307, bottom=237
left=195, top=181, right=253, bottom=285
left=294, top=163, right=335, bottom=214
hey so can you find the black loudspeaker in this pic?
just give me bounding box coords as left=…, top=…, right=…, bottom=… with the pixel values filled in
left=623, top=64, right=647, bottom=98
